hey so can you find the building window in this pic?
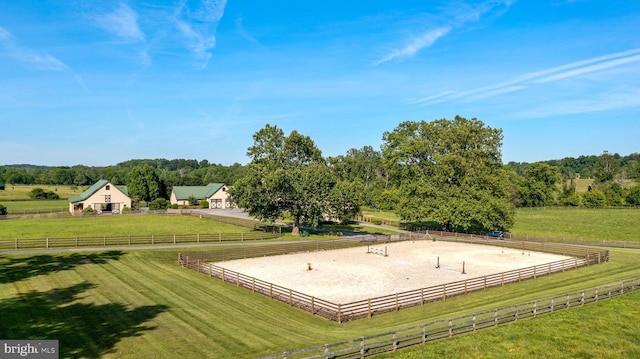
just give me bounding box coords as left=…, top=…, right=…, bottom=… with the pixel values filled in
left=105, top=185, right=110, bottom=190
left=105, top=195, right=111, bottom=203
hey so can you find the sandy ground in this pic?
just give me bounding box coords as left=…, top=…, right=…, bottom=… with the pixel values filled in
left=214, top=240, right=571, bottom=304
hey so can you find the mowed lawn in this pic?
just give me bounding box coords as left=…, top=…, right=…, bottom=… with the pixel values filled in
left=512, top=208, right=640, bottom=241
left=2, top=210, right=640, bottom=358
left=2, top=246, right=640, bottom=359
left=0, top=215, right=255, bottom=239
left=0, top=185, right=82, bottom=200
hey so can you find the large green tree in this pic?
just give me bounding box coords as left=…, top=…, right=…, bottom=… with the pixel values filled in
left=126, top=165, right=163, bottom=204
left=230, top=124, right=359, bottom=235
left=382, top=116, right=514, bottom=232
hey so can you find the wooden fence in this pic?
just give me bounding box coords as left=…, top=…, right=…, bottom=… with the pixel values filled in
left=0, top=232, right=281, bottom=251
left=259, top=277, right=640, bottom=359
left=178, top=237, right=609, bottom=323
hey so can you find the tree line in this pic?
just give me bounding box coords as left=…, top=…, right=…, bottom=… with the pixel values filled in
left=2, top=117, right=639, bottom=233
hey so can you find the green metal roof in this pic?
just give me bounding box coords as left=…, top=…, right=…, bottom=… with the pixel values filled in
left=69, top=180, right=129, bottom=203
left=172, top=183, right=225, bottom=201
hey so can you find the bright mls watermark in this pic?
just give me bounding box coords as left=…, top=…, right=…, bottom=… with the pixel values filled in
left=1, top=340, right=58, bottom=358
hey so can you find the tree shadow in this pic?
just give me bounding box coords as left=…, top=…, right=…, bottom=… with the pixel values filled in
left=0, top=251, right=125, bottom=284
left=0, top=281, right=167, bottom=358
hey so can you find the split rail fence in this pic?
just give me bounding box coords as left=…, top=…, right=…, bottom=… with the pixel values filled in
left=178, top=236, right=609, bottom=323
left=0, top=232, right=280, bottom=251
left=259, top=277, right=640, bottom=359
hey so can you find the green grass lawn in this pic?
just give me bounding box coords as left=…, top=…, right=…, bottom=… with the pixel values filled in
left=2, top=209, right=640, bottom=358
left=512, top=208, right=640, bottom=241
left=1, top=247, right=639, bottom=358
left=0, top=184, right=82, bottom=200
left=0, top=215, right=257, bottom=239
left=2, top=199, right=69, bottom=212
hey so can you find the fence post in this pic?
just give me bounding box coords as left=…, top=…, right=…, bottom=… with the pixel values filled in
left=442, top=283, right=446, bottom=300
left=311, top=297, right=315, bottom=315
left=338, top=304, right=342, bottom=324
left=395, top=293, right=399, bottom=311
left=46, top=237, right=49, bottom=248
left=368, top=299, right=372, bottom=318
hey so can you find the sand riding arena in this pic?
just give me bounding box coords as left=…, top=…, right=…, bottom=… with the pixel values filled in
left=179, top=235, right=609, bottom=322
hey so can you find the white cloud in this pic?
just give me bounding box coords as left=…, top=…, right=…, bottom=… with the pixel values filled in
left=94, top=3, right=145, bottom=42
left=0, top=26, right=68, bottom=71
left=412, top=48, right=640, bottom=105
left=374, top=26, right=451, bottom=66
left=374, top=0, right=514, bottom=65
left=175, top=0, right=228, bottom=69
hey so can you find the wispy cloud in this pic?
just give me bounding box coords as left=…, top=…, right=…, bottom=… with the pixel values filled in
left=0, top=26, right=91, bottom=93
left=175, top=0, right=228, bottom=69
left=374, top=0, right=514, bottom=65
left=94, top=3, right=145, bottom=42
left=410, top=48, right=640, bottom=105
left=0, top=26, right=68, bottom=71
left=373, top=26, right=451, bottom=66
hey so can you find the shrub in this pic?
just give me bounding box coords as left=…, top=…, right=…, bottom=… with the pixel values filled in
left=200, top=200, right=209, bottom=208
left=582, top=189, right=606, bottom=208
left=122, top=206, right=132, bottom=213
left=626, top=185, right=640, bottom=206
left=149, top=198, right=170, bottom=210
left=0, top=204, right=7, bottom=215
left=28, top=188, right=60, bottom=200
left=170, top=204, right=179, bottom=209
left=81, top=207, right=95, bottom=215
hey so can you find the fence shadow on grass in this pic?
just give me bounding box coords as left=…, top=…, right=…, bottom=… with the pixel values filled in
left=0, top=251, right=125, bottom=284
left=0, top=281, right=167, bottom=359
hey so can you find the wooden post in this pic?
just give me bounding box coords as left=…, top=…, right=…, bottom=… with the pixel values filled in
left=442, top=283, right=446, bottom=300
left=289, top=289, right=292, bottom=305
left=395, top=293, right=399, bottom=311
left=311, top=297, right=315, bottom=315
left=338, top=304, right=342, bottom=323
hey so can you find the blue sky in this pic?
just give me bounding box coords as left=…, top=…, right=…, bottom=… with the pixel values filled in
left=1, top=0, right=639, bottom=166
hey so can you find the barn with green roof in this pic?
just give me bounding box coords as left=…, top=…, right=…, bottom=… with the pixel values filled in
left=170, top=183, right=232, bottom=209
left=68, top=180, right=132, bottom=215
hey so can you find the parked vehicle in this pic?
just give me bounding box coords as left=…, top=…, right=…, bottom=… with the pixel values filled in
left=485, top=230, right=504, bottom=239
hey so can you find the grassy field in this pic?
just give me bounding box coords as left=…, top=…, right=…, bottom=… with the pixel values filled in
left=0, top=184, right=83, bottom=200
left=2, top=199, right=69, bottom=212
left=0, top=215, right=257, bottom=239
left=572, top=178, right=637, bottom=193
left=512, top=207, right=640, bottom=241
left=2, top=211, right=640, bottom=358
left=2, top=246, right=639, bottom=358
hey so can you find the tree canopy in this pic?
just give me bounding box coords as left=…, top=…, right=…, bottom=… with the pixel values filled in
left=229, top=124, right=360, bottom=235
left=381, top=116, right=514, bottom=232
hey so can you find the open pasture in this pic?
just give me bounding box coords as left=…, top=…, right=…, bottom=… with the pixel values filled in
left=513, top=207, right=640, bottom=241
left=2, top=247, right=639, bottom=358
left=215, top=241, right=571, bottom=303
left=0, top=214, right=256, bottom=239
left=0, top=184, right=82, bottom=200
